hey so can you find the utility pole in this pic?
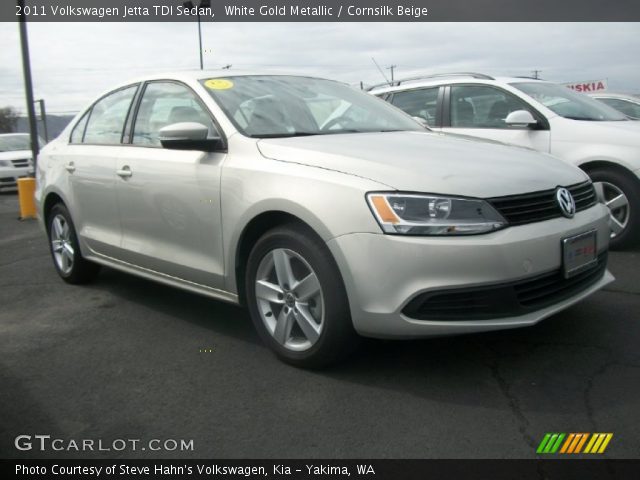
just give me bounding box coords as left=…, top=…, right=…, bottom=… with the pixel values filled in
left=531, top=70, right=542, bottom=80
left=17, top=0, right=39, bottom=169
left=35, top=99, right=48, bottom=142
left=183, top=0, right=211, bottom=70
left=387, top=65, right=397, bottom=83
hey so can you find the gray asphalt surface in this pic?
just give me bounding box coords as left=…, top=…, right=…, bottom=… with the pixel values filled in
left=1, top=190, right=639, bottom=459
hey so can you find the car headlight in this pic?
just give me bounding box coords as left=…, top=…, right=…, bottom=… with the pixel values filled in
left=0, top=160, right=10, bottom=167
left=366, top=192, right=507, bottom=235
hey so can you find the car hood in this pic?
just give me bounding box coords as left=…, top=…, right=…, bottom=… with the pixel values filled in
left=257, top=131, right=587, bottom=198
left=0, top=150, right=32, bottom=161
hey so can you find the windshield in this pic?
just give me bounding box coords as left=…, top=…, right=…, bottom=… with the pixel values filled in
left=0, top=134, right=32, bottom=152
left=511, top=82, right=627, bottom=121
left=200, top=75, right=424, bottom=138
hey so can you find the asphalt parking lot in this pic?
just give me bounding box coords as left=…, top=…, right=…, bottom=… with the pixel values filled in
left=1, top=190, right=639, bottom=460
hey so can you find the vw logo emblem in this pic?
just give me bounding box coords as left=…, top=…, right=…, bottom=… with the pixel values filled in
left=556, top=187, right=576, bottom=218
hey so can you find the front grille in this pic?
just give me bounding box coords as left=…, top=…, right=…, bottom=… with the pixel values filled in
left=403, top=252, right=607, bottom=321
left=11, top=159, right=31, bottom=168
left=487, top=181, right=597, bottom=226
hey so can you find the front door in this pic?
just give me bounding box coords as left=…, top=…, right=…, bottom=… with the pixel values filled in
left=441, top=84, right=551, bottom=153
left=114, top=81, right=227, bottom=289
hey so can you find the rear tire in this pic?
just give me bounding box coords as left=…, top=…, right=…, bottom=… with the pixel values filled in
left=245, top=223, right=359, bottom=368
left=587, top=168, right=640, bottom=250
left=47, top=203, right=101, bottom=284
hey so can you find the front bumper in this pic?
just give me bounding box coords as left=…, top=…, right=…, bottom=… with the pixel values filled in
left=0, top=167, right=34, bottom=188
left=327, top=203, right=614, bottom=338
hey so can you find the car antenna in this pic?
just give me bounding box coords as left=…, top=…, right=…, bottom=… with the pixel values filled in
left=371, top=57, right=391, bottom=86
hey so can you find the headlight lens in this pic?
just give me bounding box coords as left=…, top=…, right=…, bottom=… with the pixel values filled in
left=0, top=160, right=10, bottom=167
left=367, top=193, right=507, bottom=235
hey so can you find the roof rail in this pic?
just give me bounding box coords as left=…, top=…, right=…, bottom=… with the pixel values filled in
left=366, top=72, right=495, bottom=91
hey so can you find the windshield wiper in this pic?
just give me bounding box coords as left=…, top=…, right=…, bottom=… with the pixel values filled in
left=563, top=116, right=600, bottom=121
left=251, top=132, right=320, bottom=138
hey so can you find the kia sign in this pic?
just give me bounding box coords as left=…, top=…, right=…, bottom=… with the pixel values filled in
left=563, top=79, right=608, bottom=93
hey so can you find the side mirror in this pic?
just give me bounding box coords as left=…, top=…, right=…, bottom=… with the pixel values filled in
left=504, top=110, right=538, bottom=128
left=159, top=122, right=222, bottom=151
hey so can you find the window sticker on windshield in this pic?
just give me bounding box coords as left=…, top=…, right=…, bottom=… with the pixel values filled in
left=204, top=79, right=234, bottom=90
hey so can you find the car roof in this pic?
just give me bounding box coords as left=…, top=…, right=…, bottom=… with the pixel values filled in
left=368, top=73, right=546, bottom=94
left=105, top=70, right=332, bottom=91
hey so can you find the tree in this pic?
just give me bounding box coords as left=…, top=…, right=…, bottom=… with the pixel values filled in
left=0, top=107, right=19, bottom=133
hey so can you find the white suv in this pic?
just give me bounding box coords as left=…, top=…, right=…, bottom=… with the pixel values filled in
left=371, top=73, right=640, bottom=249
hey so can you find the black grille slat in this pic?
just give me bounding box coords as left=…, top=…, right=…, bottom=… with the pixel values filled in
left=11, top=159, right=30, bottom=168
left=403, top=252, right=607, bottom=321
left=488, top=181, right=596, bottom=227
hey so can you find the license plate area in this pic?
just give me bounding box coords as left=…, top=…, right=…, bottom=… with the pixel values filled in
left=562, top=230, right=597, bottom=278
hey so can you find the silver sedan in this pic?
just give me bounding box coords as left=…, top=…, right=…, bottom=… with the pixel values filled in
left=35, top=72, right=613, bottom=367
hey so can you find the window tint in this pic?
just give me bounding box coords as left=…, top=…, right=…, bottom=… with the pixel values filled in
left=70, top=113, right=89, bottom=144
left=133, top=82, right=216, bottom=147
left=450, top=85, right=535, bottom=128
left=83, top=86, right=137, bottom=144
left=598, top=98, right=640, bottom=120
left=390, top=87, right=440, bottom=125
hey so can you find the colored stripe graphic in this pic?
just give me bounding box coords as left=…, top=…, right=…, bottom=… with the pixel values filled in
left=539, top=433, right=613, bottom=454
left=584, top=433, right=614, bottom=454
left=537, top=433, right=566, bottom=454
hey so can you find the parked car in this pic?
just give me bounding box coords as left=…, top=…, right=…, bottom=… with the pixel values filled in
left=588, top=92, right=640, bottom=120
left=370, top=73, right=640, bottom=249
left=35, top=72, right=613, bottom=367
left=0, top=133, right=39, bottom=189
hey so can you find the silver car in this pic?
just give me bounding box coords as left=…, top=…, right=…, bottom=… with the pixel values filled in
left=35, top=72, right=613, bottom=367
left=588, top=92, right=640, bottom=120
left=0, top=133, right=38, bottom=189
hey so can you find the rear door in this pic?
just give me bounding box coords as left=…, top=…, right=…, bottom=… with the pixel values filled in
left=441, top=84, right=551, bottom=152
left=64, top=84, right=139, bottom=257
left=113, top=80, right=227, bottom=289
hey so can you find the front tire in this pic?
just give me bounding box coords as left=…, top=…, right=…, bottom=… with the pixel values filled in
left=587, top=168, right=640, bottom=250
left=245, top=224, right=358, bottom=368
left=47, top=203, right=100, bottom=284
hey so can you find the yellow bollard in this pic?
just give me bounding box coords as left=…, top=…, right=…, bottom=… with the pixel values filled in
left=17, top=177, right=37, bottom=220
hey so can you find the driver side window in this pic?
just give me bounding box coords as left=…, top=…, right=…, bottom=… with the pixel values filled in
left=132, top=82, right=217, bottom=147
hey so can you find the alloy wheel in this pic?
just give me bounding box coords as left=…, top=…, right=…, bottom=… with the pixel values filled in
left=254, top=248, right=324, bottom=352
left=597, top=181, right=630, bottom=238
left=50, top=214, right=74, bottom=275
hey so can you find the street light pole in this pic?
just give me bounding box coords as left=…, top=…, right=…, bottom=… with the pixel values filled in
left=17, top=0, right=39, bottom=169
left=184, top=0, right=210, bottom=70
left=197, top=11, right=203, bottom=70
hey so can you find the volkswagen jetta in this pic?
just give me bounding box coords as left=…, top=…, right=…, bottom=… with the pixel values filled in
left=35, top=72, right=614, bottom=367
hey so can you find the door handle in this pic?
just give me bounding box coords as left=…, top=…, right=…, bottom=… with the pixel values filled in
left=65, top=162, right=76, bottom=173
left=116, top=166, right=132, bottom=178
